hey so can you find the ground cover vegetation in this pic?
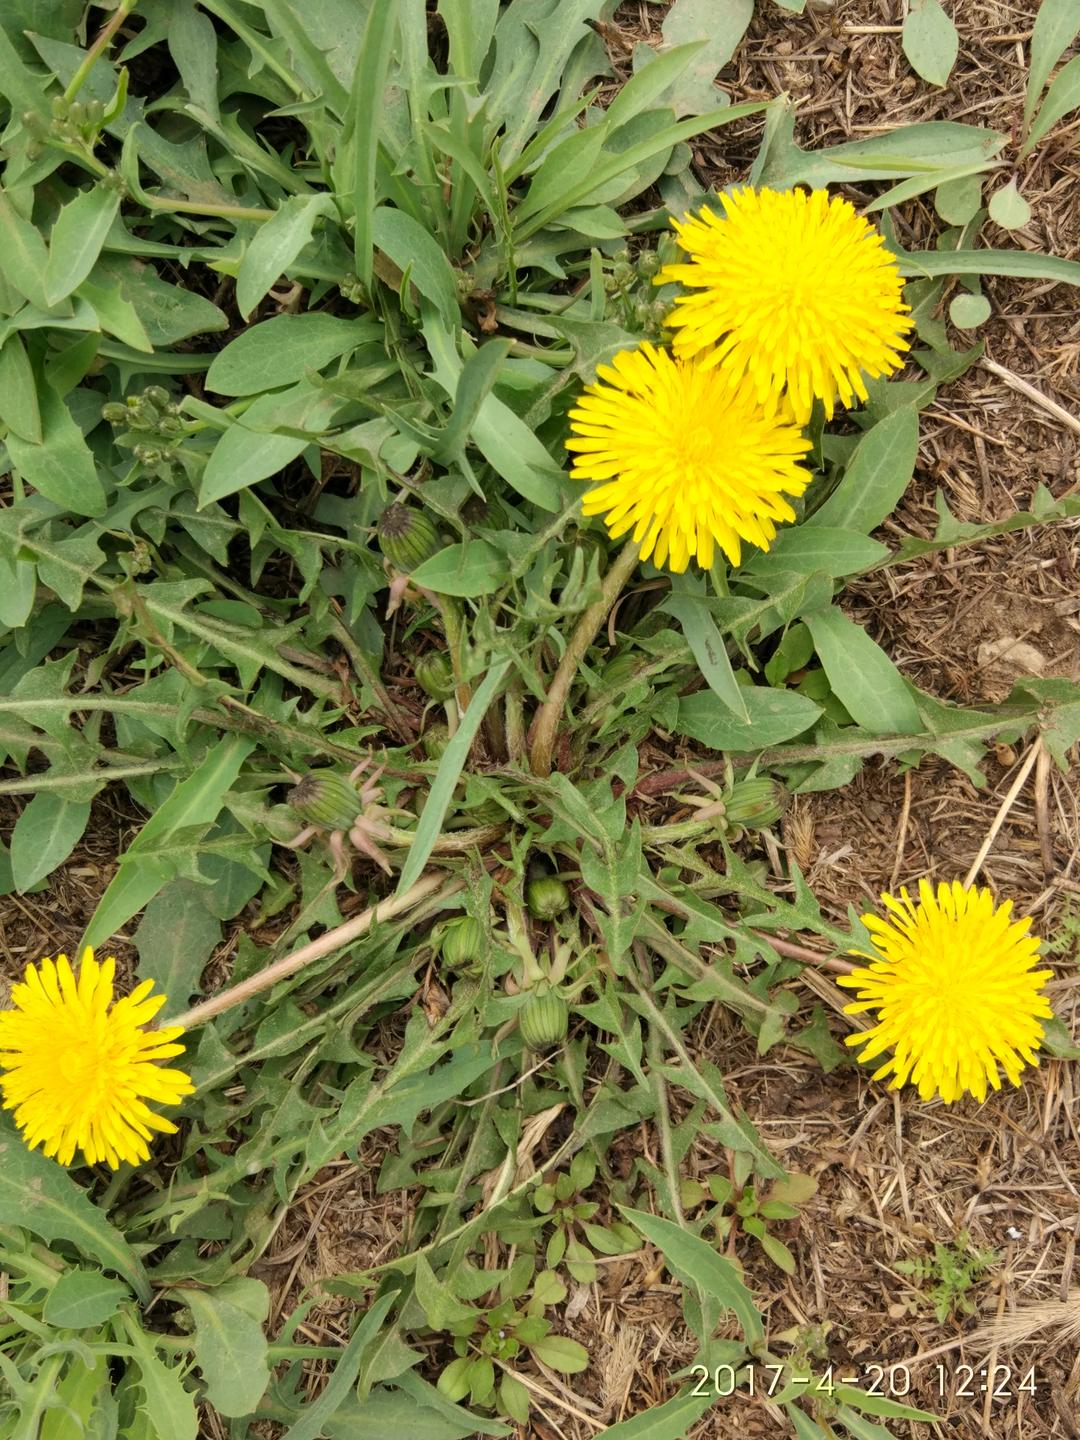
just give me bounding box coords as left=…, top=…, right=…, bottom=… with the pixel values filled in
left=0, top=1, right=1079, bottom=1437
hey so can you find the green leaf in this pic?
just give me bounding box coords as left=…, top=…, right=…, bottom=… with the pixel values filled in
left=528, top=1335, right=589, bottom=1374
left=6, top=383, right=108, bottom=518
left=675, top=686, right=821, bottom=752
left=182, top=1280, right=270, bottom=1418
left=0, top=1114, right=150, bottom=1300
left=283, top=1293, right=396, bottom=1440
left=806, top=407, right=918, bottom=536
left=742, top=527, right=889, bottom=580
left=432, top=339, right=511, bottom=462
left=133, top=879, right=222, bottom=1008
left=895, top=245, right=1080, bottom=288
left=395, top=661, right=510, bottom=894
left=81, top=735, right=255, bottom=951
left=902, top=0, right=958, bottom=86
left=663, top=576, right=749, bottom=721
left=660, top=2, right=751, bottom=116
left=122, top=1314, right=198, bottom=1440
left=10, top=792, right=91, bottom=892
left=988, top=177, right=1033, bottom=229
left=413, top=1256, right=475, bottom=1329
left=590, top=1390, right=716, bottom=1439
left=0, top=335, right=42, bottom=443
left=42, top=1270, right=130, bottom=1328
left=0, top=187, right=52, bottom=310
left=44, top=186, right=121, bottom=306
left=372, top=207, right=460, bottom=328
left=326, top=1385, right=497, bottom=1439
left=620, top=1206, right=764, bottom=1344
left=236, top=194, right=336, bottom=319
left=949, top=293, right=991, bottom=328
left=1025, top=0, right=1080, bottom=127
left=205, top=314, right=371, bottom=396
left=1022, top=53, right=1080, bottom=155
left=347, top=0, right=397, bottom=290
left=409, top=541, right=504, bottom=597
left=804, top=608, right=922, bottom=735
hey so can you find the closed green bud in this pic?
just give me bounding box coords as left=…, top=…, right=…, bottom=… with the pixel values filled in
left=51, top=96, right=69, bottom=120
left=287, top=771, right=360, bottom=831
left=725, top=777, right=786, bottom=832
left=440, top=916, right=482, bottom=969
left=143, top=385, right=171, bottom=410
left=637, top=249, right=661, bottom=278
left=526, top=875, right=570, bottom=920
left=415, top=651, right=456, bottom=702
left=84, top=98, right=105, bottom=125
left=377, top=503, right=439, bottom=573
left=101, top=402, right=128, bottom=425
left=421, top=722, right=450, bottom=760
left=519, top=988, right=568, bottom=1050
left=68, top=101, right=87, bottom=128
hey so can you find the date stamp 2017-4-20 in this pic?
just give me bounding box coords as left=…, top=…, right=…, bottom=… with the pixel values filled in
left=687, top=1362, right=1039, bottom=1402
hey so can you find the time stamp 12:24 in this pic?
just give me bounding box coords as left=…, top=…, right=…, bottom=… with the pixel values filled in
left=688, top=1362, right=1039, bottom=1401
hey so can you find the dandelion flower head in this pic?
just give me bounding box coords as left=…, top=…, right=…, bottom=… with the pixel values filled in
left=657, top=186, right=913, bottom=424
left=0, top=950, right=193, bottom=1169
left=565, top=341, right=811, bottom=572
left=839, top=881, right=1052, bottom=1104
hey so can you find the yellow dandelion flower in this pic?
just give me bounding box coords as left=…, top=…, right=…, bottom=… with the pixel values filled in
left=657, top=186, right=913, bottom=423
left=838, top=880, right=1053, bottom=1104
left=0, top=950, right=194, bottom=1169
left=565, top=341, right=812, bottom=572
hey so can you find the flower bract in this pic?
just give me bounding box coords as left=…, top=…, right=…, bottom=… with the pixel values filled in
left=565, top=341, right=811, bottom=572
left=0, top=950, right=193, bottom=1169
left=657, top=186, right=913, bottom=423
left=838, top=881, right=1053, bottom=1104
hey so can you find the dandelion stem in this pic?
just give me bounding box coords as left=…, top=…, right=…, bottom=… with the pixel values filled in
left=528, top=542, right=640, bottom=777
left=65, top=0, right=138, bottom=103
left=167, top=871, right=462, bottom=1030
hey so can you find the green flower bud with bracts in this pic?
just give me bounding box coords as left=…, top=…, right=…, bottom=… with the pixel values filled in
left=519, top=988, right=569, bottom=1050
left=724, top=777, right=786, bottom=832
left=526, top=875, right=570, bottom=921
left=101, top=402, right=129, bottom=425
left=415, top=651, right=456, bottom=702
left=440, top=917, right=483, bottom=970
left=377, top=503, right=440, bottom=573
left=287, top=771, right=362, bottom=832
left=421, top=722, right=450, bottom=760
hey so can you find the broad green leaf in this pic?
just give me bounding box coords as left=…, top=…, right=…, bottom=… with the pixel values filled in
left=988, top=177, right=1033, bottom=229
left=372, top=206, right=460, bottom=328
left=1025, top=0, right=1080, bottom=126
left=1022, top=53, right=1080, bottom=156
left=414, top=1257, right=475, bottom=1329
left=662, top=579, right=749, bottom=721
left=168, top=0, right=220, bottom=119
left=611, top=39, right=708, bottom=126
left=528, top=1335, right=589, bottom=1374
left=0, top=1115, right=150, bottom=1299
left=742, top=527, right=889, bottom=580
left=806, top=407, right=918, bottom=535
left=283, top=1293, right=397, bottom=1440
left=42, top=1270, right=130, bottom=1329
left=592, top=1391, right=716, bottom=1439
left=326, top=1387, right=494, bottom=1440
left=200, top=417, right=309, bottom=505
left=432, top=338, right=511, bottom=462
left=6, top=383, right=108, bottom=518
left=409, top=541, right=504, bottom=597
left=347, top=0, right=397, bottom=290
left=660, top=2, right=751, bottom=116
left=0, top=187, right=52, bottom=310
left=896, top=245, right=1080, bottom=287
left=79, top=277, right=154, bottom=352
left=122, top=1315, right=198, bottom=1440
left=949, top=292, right=991, bottom=328
left=182, top=1280, right=270, bottom=1417
left=902, top=0, right=958, bottom=86
left=620, top=1206, right=763, bottom=1344
left=395, top=661, right=510, bottom=894
left=0, top=335, right=41, bottom=443
left=41, top=1353, right=109, bottom=1440
left=81, top=735, right=255, bottom=950
left=836, top=1395, right=937, bottom=1427
left=236, top=194, right=336, bottom=318
left=804, top=608, right=922, bottom=735
left=758, top=118, right=1003, bottom=190
left=676, top=686, right=821, bottom=752
left=44, top=186, right=121, bottom=306
left=10, top=792, right=91, bottom=892
left=133, top=879, right=222, bottom=1006
left=205, top=314, right=372, bottom=395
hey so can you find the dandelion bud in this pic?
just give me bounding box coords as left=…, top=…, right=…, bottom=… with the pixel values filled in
left=440, top=917, right=483, bottom=969
left=287, top=771, right=360, bottom=832
left=421, top=722, right=450, bottom=760
left=725, top=777, right=786, bottom=832
left=519, top=988, right=569, bottom=1050
left=377, top=503, right=440, bottom=573
left=526, top=875, right=570, bottom=921
left=415, top=651, right=456, bottom=702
